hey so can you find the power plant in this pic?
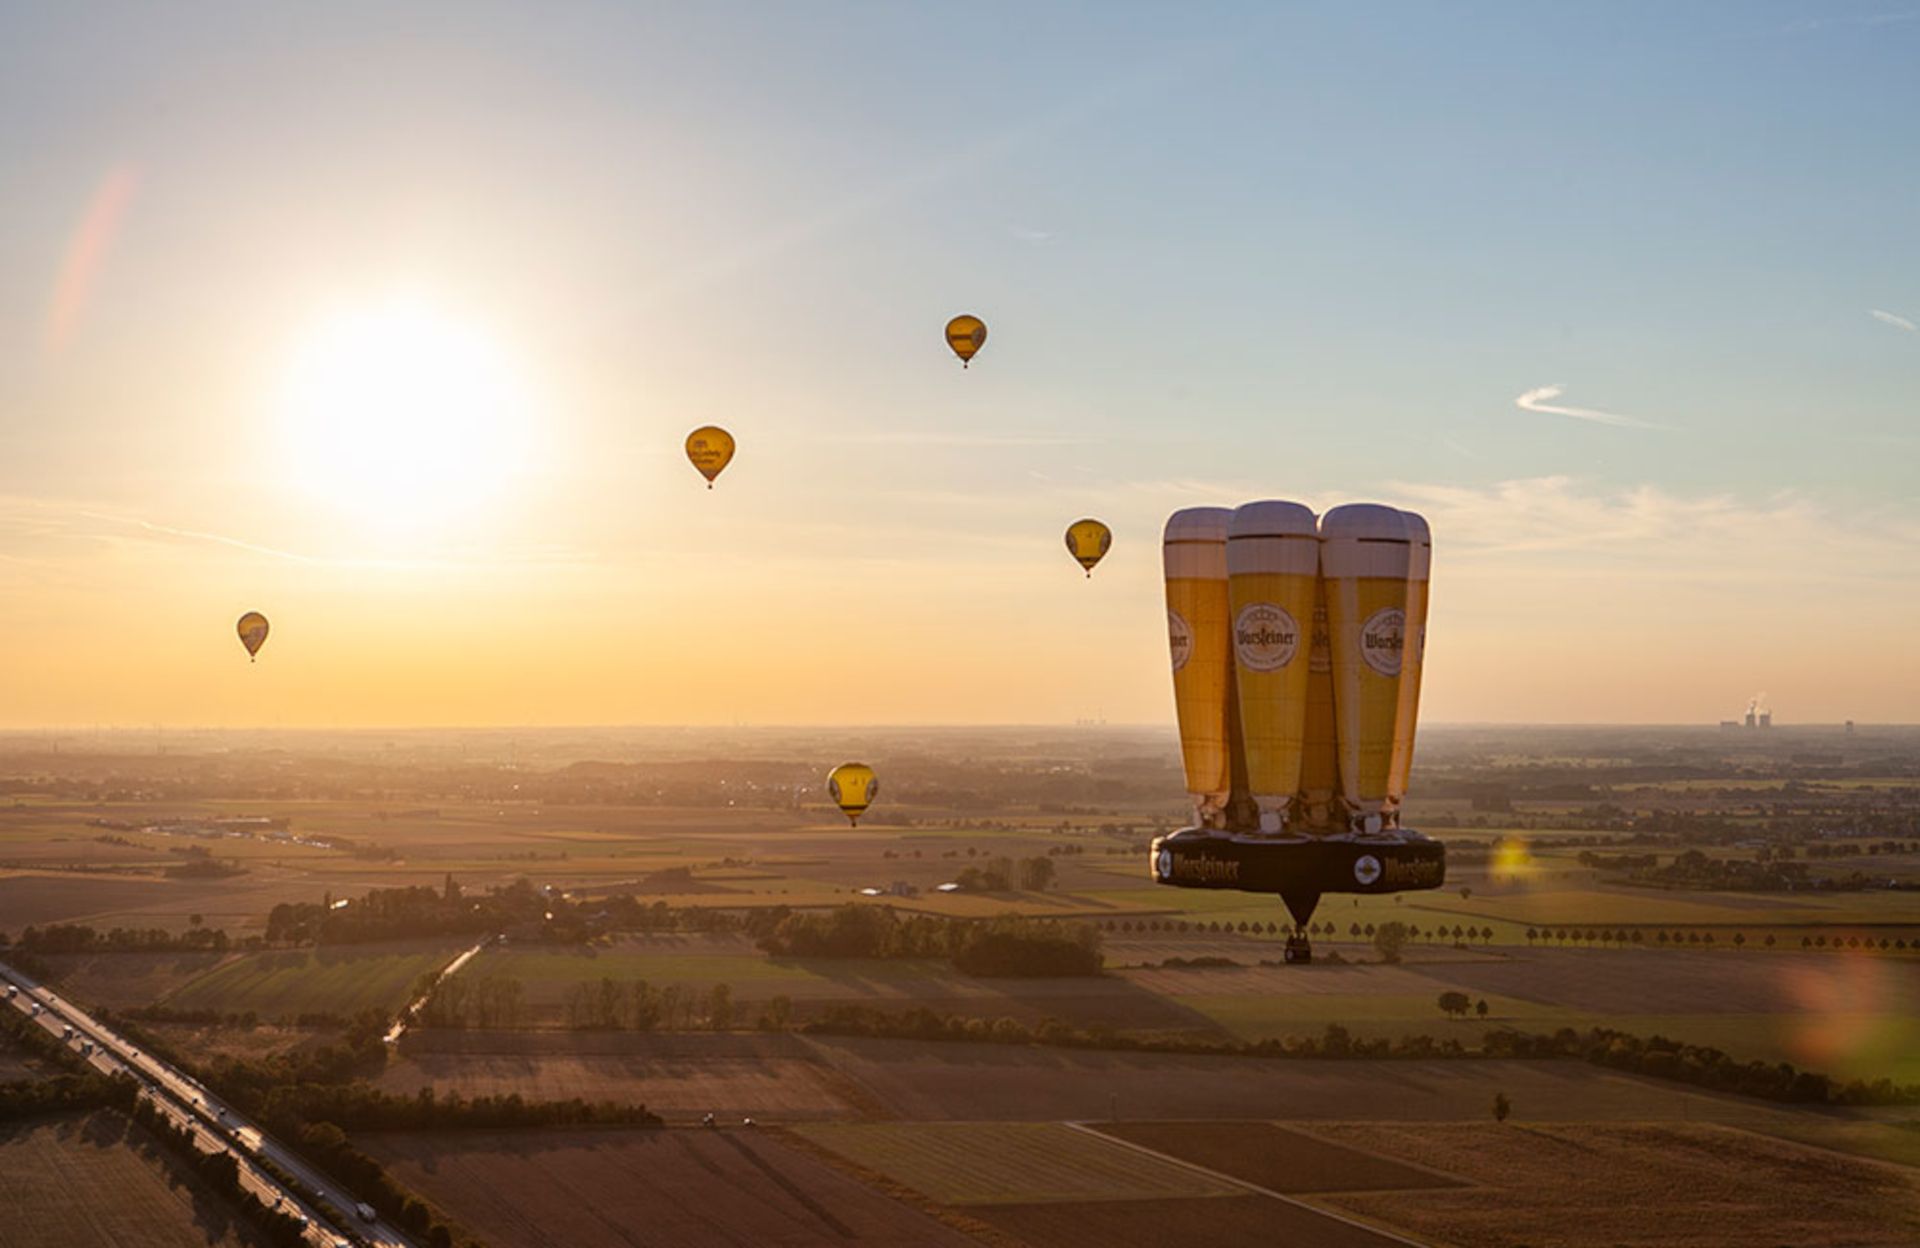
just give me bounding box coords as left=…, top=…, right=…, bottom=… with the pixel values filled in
left=1150, top=502, right=1445, bottom=962
left=1721, top=694, right=1774, bottom=730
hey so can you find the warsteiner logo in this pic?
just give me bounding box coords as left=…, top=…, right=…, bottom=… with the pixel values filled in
left=1361, top=608, right=1405, bottom=677
left=1170, top=855, right=1240, bottom=884
left=1233, top=602, right=1299, bottom=673
left=1168, top=609, right=1194, bottom=672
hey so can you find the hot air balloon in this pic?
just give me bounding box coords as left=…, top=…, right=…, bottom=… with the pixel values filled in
left=236, top=612, right=269, bottom=662
left=685, top=426, right=735, bottom=488
left=826, top=762, right=878, bottom=826
left=1150, top=501, right=1446, bottom=964
left=944, top=315, right=987, bottom=367
left=1064, top=519, right=1112, bottom=577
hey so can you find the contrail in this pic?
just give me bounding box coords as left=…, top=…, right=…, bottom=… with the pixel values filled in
left=1870, top=308, right=1917, bottom=332
left=1514, top=384, right=1664, bottom=430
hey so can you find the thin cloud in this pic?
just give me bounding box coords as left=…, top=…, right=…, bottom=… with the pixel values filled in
left=1870, top=308, right=1917, bottom=332
left=1514, top=384, right=1664, bottom=430
left=76, top=512, right=317, bottom=563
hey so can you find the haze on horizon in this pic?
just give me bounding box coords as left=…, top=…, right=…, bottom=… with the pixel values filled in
left=3, top=2, right=1917, bottom=731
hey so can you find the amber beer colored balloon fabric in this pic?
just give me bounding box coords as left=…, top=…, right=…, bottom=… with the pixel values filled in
left=1226, top=501, right=1320, bottom=833
left=1298, top=579, right=1341, bottom=832
left=827, top=762, right=878, bottom=826
left=1164, top=507, right=1235, bottom=827
left=236, top=611, right=269, bottom=661
left=684, top=426, right=735, bottom=488
left=944, top=314, right=987, bottom=366
left=1387, top=511, right=1432, bottom=819
left=1064, top=518, right=1112, bottom=575
left=1319, top=504, right=1411, bottom=832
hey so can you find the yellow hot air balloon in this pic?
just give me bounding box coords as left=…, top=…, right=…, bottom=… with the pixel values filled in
left=944, top=314, right=987, bottom=367
left=236, top=611, right=269, bottom=662
left=826, top=762, right=878, bottom=826
left=1064, top=519, right=1112, bottom=577
left=685, top=426, right=736, bottom=488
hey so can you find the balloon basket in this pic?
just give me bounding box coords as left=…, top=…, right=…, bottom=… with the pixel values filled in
left=1148, top=826, right=1446, bottom=929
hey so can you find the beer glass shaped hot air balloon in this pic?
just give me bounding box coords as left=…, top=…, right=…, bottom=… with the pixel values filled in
left=684, top=426, right=735, bottom=488
left=1163, top=507, right=1236, bottom=828
left=944, top=315, right=986, bottom=367
left=1064, top=519, right=1112, bottom=576
left=1226, top=502, right=1320, bottom=834
left=827, top=763, right=878, bottom=826
left=236, top=612, right=270, bottom=662
left=1386, top=511, right=1432, bottom=823
left=1319, top=505, right=1412, bottom=835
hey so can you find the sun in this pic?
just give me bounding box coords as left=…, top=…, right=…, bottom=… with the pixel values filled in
left=279, top=298, right=533, bottom=537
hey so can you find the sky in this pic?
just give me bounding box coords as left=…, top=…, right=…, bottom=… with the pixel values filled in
left=1, top=1, right=1917, bottom=729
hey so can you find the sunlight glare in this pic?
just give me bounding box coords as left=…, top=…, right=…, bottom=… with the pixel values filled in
left=280, top=298, right=533, bottom=538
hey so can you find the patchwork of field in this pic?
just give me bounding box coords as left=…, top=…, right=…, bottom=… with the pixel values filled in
left=381, top=1032, right=868, bottom=1120
left=163, top=941, right=467, bottom=1015
left=0, top=1111, right=265, bottom=1248
left=1315, top=1122, right=1920, bottom=1247
left=368, top=1127, right=979, bottom=1247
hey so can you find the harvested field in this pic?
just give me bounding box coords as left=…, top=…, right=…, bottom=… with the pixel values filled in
left=0, top=1110, right=266, bottom=1248
left=969, top=1195, right=1408, bottom=1248
left=1316, top=1122, right=1920, bottom=1247
left=1092, top=1121, right=1462, bottom=1194
left=801, top=1035, right=1814, bottom=1130
left=380, top=1032, right=862, bottom=1120
left=368, top=1126, right=978, bottom=1247
left=792, top=1121, right=1238, bottom=1204
left=165, top=941, right=467, bottom=1015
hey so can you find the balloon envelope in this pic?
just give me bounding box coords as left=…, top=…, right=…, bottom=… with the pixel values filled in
left=685, top=426, right=736, bottom=487
left=1065, top=519, right=1112, bottom=575
left=826, top=762, right=878, bottom=826
left=944, top=315, right=987, bottom=366
left=236, top=611, right=269, bottom=660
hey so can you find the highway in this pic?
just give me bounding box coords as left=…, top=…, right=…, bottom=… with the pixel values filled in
left=1, top=959, right=415, bottom=1248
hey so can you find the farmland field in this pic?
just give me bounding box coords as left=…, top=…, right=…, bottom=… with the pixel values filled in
left=368, top=1126, right=979, bottom=1247
left=381, top=1031, right=868, bottom=1120
left=0, top=1111, right=266, bottom=1248
left=967, top=1195, right=1408, bottom=1248
left=163, top=940, right=468, bottom=1015
left=1315, top=1122, right=1920, bottom=1247
left=1090, top=1120, right=1463, bottom=1194
left=790, top=1121, right=1240, bottom=1204
left=34, top=952, right=236, bottom=1011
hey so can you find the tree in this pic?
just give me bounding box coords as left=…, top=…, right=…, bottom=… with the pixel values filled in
left=1475, top=998, right=1489, bottom=1019
left=1373, top=921, right=1409, bottom=964
left=1525, top=927, right=1538, bottom=946
left=1459, top=886, right=1473, bottom=901
left=707, top=983, right=733, bottom=1031
left=1437, top=991, right=1471, bottom=1020
left=1493, top=1091, right=1511, bottom=1123
left=1018, top=856, right=1056, bottom=892
left=189, top=913, right=203, bottom=928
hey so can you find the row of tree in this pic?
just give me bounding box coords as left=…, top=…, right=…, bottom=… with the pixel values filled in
left=6, top=922, right=232, bottom=953
left=749, top=905, right=1103, bottom=976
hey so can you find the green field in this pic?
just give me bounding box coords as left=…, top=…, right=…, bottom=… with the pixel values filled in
left=165, top=942, right=466, bottom=1015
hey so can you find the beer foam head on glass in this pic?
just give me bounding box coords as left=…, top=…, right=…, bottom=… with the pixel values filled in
left=1318, top=504, right=1412, bottom=834
left=1226, top=501, right=1320, bottom=834
left=1164, top=507, right=1235, bottom=828
left=1386, top=510, right=1432, bottom=820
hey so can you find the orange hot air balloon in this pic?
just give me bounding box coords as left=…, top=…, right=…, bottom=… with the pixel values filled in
left=685, top=426, right=736, bottom=488
left=944, top=315, right=987, bottom=367
left=236, top=612, right=269, bottom=662
left=1064, top=519, right=1112, bottom=577
left=827, top=762, right=878, bottom=826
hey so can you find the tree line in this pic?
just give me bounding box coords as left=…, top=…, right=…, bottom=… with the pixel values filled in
left=748, top=905, right=1103, bottom=976
left=7, top=922, right=231, bottom=954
